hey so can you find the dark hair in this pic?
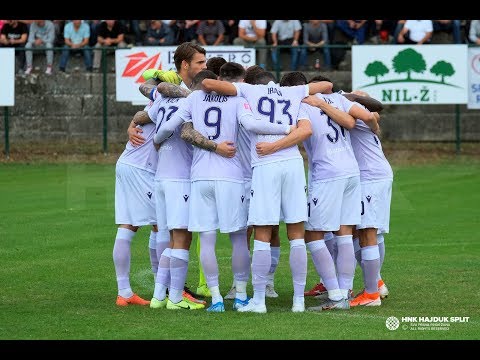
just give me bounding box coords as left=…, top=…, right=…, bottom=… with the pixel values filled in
left=244, top=65, right=265, bottom=84
left=191, top=69, right=218, bottom=90
left=249, top=70, right=276, bottom=85
left=173, top=42, right=207, bottom=72
left=279, top=71, right=307, bottom=86
left=219, top=62, right=245, bottom=82
left=206, top=57, right=227, bottom=76
left=308, top=74, right=332, bottom=83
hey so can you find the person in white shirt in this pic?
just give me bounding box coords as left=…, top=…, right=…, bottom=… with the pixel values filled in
left=233, top=20, right=268, bottom=68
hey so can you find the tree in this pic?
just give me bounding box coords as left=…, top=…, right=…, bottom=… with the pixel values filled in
left=364, top=61, right=389, bottom=83
left=430, top=60, right=455, bottom=83
left=392, top=48, right=427, bottom=80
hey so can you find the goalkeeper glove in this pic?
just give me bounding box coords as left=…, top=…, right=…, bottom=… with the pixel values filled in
left=142, top=69, right=182, bottom=85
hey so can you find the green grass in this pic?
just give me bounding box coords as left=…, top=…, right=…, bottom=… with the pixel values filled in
left=0, top=162, right=479, bottom=340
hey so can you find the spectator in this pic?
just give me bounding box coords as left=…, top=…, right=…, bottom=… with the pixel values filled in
left=432, top=20, right=462, bottom=44
left=53, top=20, right=65, bottom=47
left=88, top=20, right=101, bottom=47
left=397, top=20, right=433, bottom=45
left=196, top=20, right=225, bottom=46
left=145, top=20, right=174, bottom=46
left=233, top=20, right=268, bottom=69
left=59, top=20, right=92, bottom=72
left=468, top=20, right=480, bottom=44
left=173, top=20, right=199, bottom=43
left=162, top=20, right=178, bottom=44
left=372, top=20, right=398, bottom=44
left=222, top=20, right=238, bottom=44
left=270, top=19, right=302, bottom=71
left=0, top=20, right=28, bottom=73
left=299, top=20, right=332, bottom=71
left=336, top=20, right=368, bottom=44
left=93, top=20, right=127, bottom=71
left=25, top=20, right=55, bottom=75
left=119, top=20, right=143, bottom=46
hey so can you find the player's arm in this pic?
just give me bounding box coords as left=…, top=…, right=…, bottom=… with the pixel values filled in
left=132, top=110, right=152, bottom=125
left=139, top=78, right=160, bottom=100
left=239, top=112, right=294, bottom=135
left=154, top=114, right=183, bottom=145
left=256, top=119, right=312, bottom=156
left=342, top=93, right=384, bottom=112
left=127, top=110, right=152, bottom=146
left=308, top=81, right=333, bottom=95
left=180, top=122, right=236, bottom=158
left=202, top=79, right=237, bottom=95
left=127, top=120, right=144, bottom=147
left=302, top=95, right=356, bottom=129
left=157, top=82, right=191, bottom=98
left=349, top=104, right=380, bottom=135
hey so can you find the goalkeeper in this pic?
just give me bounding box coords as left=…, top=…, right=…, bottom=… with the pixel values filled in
left=135, top=42, right=211, bottom=298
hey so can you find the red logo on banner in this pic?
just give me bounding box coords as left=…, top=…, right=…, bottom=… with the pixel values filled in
left=122, top=52, right=161, bottom=83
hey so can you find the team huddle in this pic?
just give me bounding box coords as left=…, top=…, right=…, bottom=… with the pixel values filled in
left=111, top=41, right=393, bottom=313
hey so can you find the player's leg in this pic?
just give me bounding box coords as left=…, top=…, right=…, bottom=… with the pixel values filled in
left=238, top=225, right=271, bottom=313
left=148, top=225, right=159, bottom=281
left=216, top=180, right=250, bottom=310
left=195, top=233, right=211, bottom=297
left=238, top=163, right=281, bottom=313
left=266, top=225, right=280, bottom=298
left=335, top=175, right=362, bottom=300
left=166, top=229, right=204, bottom=310
left=305, top=179, right=342, bottom=302
left=113, top=162, right=153, bottom=306
left=189, top=180, right=223, bottom=311
left=305, top=229, right=344, bottom=311
left=151, top=179, right=172, bottom=307
left=281, top=159, right=309, bottom=312
left=350, top=228, right=381, bottom=307
left=286, top=222, right=308, bottom=312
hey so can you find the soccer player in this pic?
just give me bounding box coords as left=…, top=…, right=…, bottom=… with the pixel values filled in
left=206, top=56, right=227, bottom=76
left=224, top=64, right=283, bottom=301
left=201, top=71, right=333, bottom=313
left=146, top=79, right=205, bottom=310
left=113, top=100, right=161, bottom=307
left=347, top=90, right=392, bottom=306
left=133, top=42, right=212, bottom=299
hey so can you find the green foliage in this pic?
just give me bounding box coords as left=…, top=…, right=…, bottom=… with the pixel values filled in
left=364, top=61, right=390, bottom=83
left=392, top=48, right=427, bottom=79
left=430, top=61, right=455, bottom=83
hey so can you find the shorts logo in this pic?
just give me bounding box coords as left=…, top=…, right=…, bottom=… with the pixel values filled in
left=250, top=189, right=254, bottom=197
left=147, top=192, right=152, bottom=199
left=183, top=194, right=189, bottom=202
left=312, top=198, right=318, bottom=206
left=366, top=195, right=372, bottom=203
left=304, top=186, right=307, bottom=193
left=241, top=195, right=245, bottom=203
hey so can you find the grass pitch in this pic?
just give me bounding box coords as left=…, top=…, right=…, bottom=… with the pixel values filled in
left=0, top=161, right=479, bottom=340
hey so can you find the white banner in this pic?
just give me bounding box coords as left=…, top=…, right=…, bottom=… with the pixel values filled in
left=352, top=45, right=468, bottom=104
left=116, top=46, right=256, bottom=105
left=467, top=47, right=480, bottom=109
left=0, top=48, right=15, bottom=106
